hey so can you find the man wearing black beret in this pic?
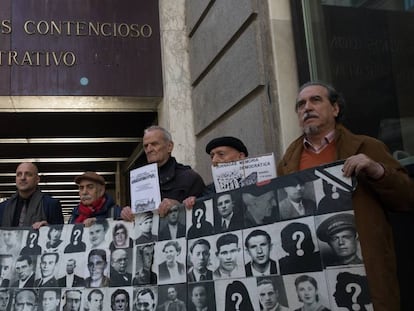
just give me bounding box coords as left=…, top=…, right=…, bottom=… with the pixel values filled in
left=205, top=136, right=248, bottom=164
left=184, top=136, right=249, bottom=209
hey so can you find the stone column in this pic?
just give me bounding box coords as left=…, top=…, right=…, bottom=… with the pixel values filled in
left=158, top=0, right=196, bottom=167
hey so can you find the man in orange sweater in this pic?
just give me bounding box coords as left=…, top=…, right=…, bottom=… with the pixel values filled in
left=277, top=81, right=414, bottom=311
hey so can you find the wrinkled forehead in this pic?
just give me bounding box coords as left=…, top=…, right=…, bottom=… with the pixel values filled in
left=16, top=162, right=38, bottom=175
left=297, top=84, right=329, bottom=101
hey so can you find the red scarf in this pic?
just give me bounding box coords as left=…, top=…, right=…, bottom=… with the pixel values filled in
left=75, top=196, right=106, bottom=224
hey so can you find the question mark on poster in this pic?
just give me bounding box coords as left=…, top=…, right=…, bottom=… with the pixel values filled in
left=73, top=229, right=81, bottom=246
left=346, top=283, right=362, bottom=311
left=29, top=232, right=37, bottom=248
left=292, top=230, right=305, bottom=256
left=194, top=208, right=204, bottom=229
left=231, top=292, right=242, bottom=311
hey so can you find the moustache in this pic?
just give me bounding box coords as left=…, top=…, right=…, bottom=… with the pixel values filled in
left=303, top=112, right=318, bottom=122
left=81, top=195, right=92, bottom=200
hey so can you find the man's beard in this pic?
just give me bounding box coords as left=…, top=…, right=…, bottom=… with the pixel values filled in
left=303, top=125, right=320, bottom=136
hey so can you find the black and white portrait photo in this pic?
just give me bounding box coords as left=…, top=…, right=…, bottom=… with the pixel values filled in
left=41, top=225, right=65, bottom=254
left=188, top=282, right=216, bottom=311
left=0, top=254, right=13, bottom=287
left=86, top=219, right=110, bottom=250
left=277, top=179, right=317, bottom=221
left=83, top=288, right=106, bottom=311
left=0, top=288, right=11, bottom=311
left=108, top=287, right=132, bottom=311
left=57, top=255, right=85, bottom=288
left=156, top=284, right=186, bottom=311
left=12, top=255, right=37, bottom=288
left=62, top=289, right=83, bottom=311
left=215, top=278, right=258, bottom=311
left=134, top=212, right=158, bottom=245
left=158, top=205, right=186, bottom=241
left=243, top=225, right=279, bottom=277
left=34, top=252, right=60, bottom=287
left=109, top=248, right=133, bottom=287
left=256, top=276, right=289, bottom=311
left=277, top=218, right=323, bottom=275
left=109, top=221, right=133, bottom=251
left=84, top=249, right=110, bottom=288
left=213, top=192, right=243, bottom=233
left=186, top=199, right=214, bottom=239
left=155, top=238, right=187, bottom=285
left=132, top=287, right=157, bottom=311
left=211, top=231, right=245, bottom=280
left=326, top=266, right=373, bottom=311
left=283, top=272, right=331, bottom=311
left=133, top=243, right=157, bottom=286
left=187, top=238, right=213, bottom=282
left=64, top=224, right=86, bottom=254
left=0, top=229, right=23, bottom=258
left=39, top=288, right=61, bottom=311
left=315, top=212, right=363, bottom=267
left=11, top=289, right=38, bottom=311
left=241, top=185, right=279, bottom=227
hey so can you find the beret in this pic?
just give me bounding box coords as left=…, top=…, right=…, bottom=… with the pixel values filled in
left=316, top=213, right=356, bottom=242
left=205, top=136, right=248, bottom=157
left=74, top=171, right=105, bottom=185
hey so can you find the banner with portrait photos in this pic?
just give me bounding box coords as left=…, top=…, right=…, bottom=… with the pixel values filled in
left=0, top=161, right=374, bottom=311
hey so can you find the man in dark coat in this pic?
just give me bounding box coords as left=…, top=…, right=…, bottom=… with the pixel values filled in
left=0, top=162, right=63, bottom=229
left=121, top=125, right=205, bottom=220
left=277, top=81, right=414, bottom=310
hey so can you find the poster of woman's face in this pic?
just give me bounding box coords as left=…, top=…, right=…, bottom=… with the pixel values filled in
left=283, top=271, right=331, bottom=310
left=109, top=221, right=133, bottom=250
left=39, top=224, right=66, bottom=254
left=154, top=238, right=187, bottom=285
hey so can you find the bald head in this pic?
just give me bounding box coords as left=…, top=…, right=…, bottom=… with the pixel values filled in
left=15, top=162, right=40, bottom=198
